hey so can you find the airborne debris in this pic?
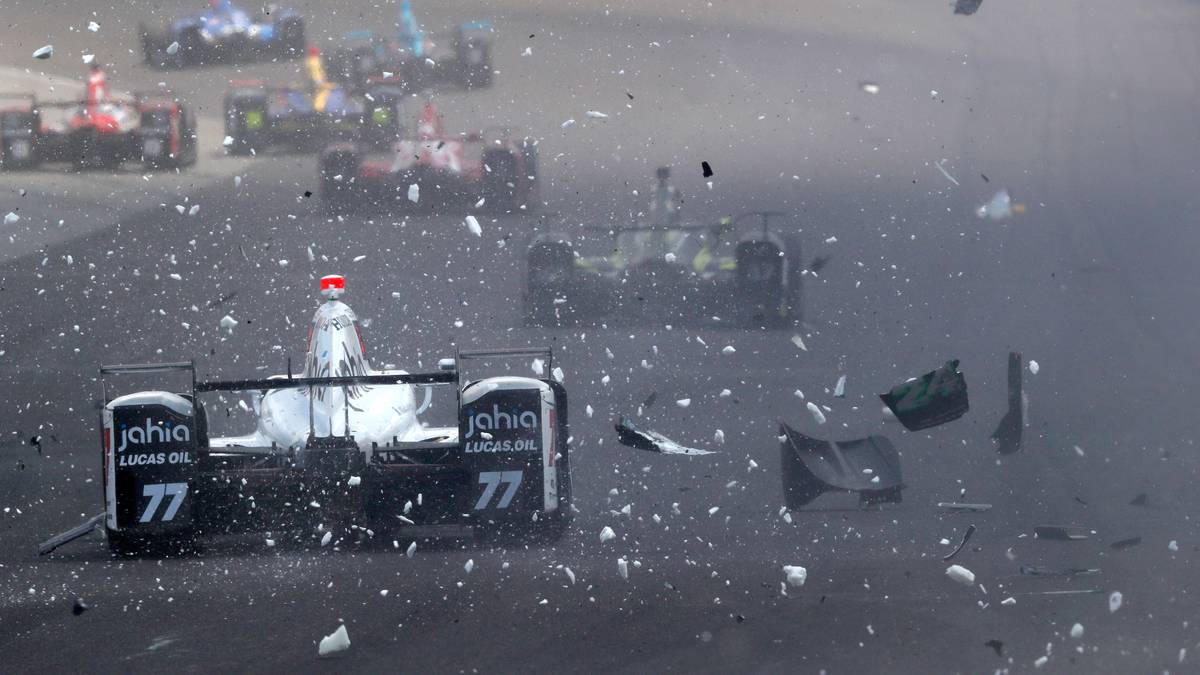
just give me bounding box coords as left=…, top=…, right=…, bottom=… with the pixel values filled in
left=614, top=417, right=715, bottom=455
left=992, top=352, right=1024, bottom=454
left=617, top=558, right=629, bottom=579
left=942, top=524, right=976, bottom=561
left=1109, top=536, right=1142, bottom=550
left=407, top=184, right=419, bottom=203
left=934, top=159, right=960, bottom=186
left=880, top=360, right=968, bottom=431
left=1029, top=360, right=1040, bottom=374
left=585, top=110, right=609, bottom=119
left=464, top=215, right=482, bottom=236
left=1018, top=564, right=1101, bottom=577
left=937, top=502, right=992, bottom=512
left=1108, top=591, right=1123, bottom=613
left=317, top=624, right=351, bottom=656
left=1070, top=623, right=1085, bottom=639
left=72, top=598, right=89, bottom=615
left=599, top=526, right=616, bottom=543
left=790, top=335, right=808, bottom=351
left=1129, top=492, right=1148, bottom=506
left=219, top=315, right=238, bottom=332
left=782, top=565, right=807, bottom=587
left=1034, top=525, right=1089, bottom=541
left=833, top=375, right=846, bottom=398
left=859, top=81, right=880, bottom=94
left=166, top=41, right=180, bottom=55
left=701, top=161, right=713, bottom=178
left=3, top=212, right=18, bottom=225
left=32, top=45, right=53, bottom=60
left=985, top=639, right=1004, bottom=657
left=976, top=189, right=1026, bottom=220
left=954, top=0, right=984, bottom=16
left=805, top=402, right=826, bottom=425
left=779, top=424, right=903, bottom=508
left=945, top=564, right=976, bottom=586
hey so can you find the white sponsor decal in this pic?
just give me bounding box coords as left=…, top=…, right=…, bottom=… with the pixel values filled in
left=464, top=404, right=538, bottom=439
left=116, top=418, right=190, bottom=452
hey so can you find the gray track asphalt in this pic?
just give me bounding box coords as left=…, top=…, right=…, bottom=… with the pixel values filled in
left=1, top=1, right=1199, bottom=672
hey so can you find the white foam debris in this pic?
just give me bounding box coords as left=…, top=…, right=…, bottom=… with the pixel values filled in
left=464, top=559, right=474, bottom=574
left=474, top=197, right=486, bottom=208
left=353, top=254, right=366, bottom=262
left=82, top=53, right=95, bottom=64
left=934, top=159, right=960, bottom=186
left=1108, top=591, right=1123, bottom=613
left=713, top=429, right=725, bottom=444
left=834, top=375, right=846, bottom=398
left=531, top=357, right=544, bottom=374
left=977, top=189, right=1015, bottom=220
left=223, top=135, right=234, bottom=146
left=564, top=567, right=576, bottom=584
left=521, top=46, right=532, bottom=56
left=1073, top=445, right=1085, bottom=457
left=1001, top=597, right=1016, bottom=606
left=4, top=212, right=19, bottom=225
left=166, top=41, right=180, bottom=55
left=561, top=119, right=576, bottom=129
left=265, top=538, right=276, bottom=547
left=748, top=458, right=757, bottom=470
left=234, top=175, right=242, bottom=187
left=675, top=398, right=691, bottom=408
left=617, top=558, right=629, bottom=579
left=407, top=184, right=419, bottom=203
left=945, top=564, right=975, bottom=586
left=707, top=506, right=720, bottom=516
left=721, top=345, right=736, bottom=355
left=32, top=45, right=53, bottom=60
left=586, top=405, right=594, bottom=418
left=860, top=82, right=880, bottom=94
left=175, top=204, right=185, bottom=214
left=806, top=402, right=826, bottom=425
left=585, top=110, right=609, bottom=119
left=188, top=204, right=200, bottom=216
left=552, top=366, right=565, bottom=382
left=599, top=526, right=616, bottom=543
left=87, top=21, right=100, bottom=32
left=930, top=89, right=939, bottom=98
left=380, top=589, right=389, bottom=597
left=1029, top=360, right=1040, bottom=374
left=664, top=252, right=676, bottom=263
left=791, top=335, right=808, bottom=351
left=720, top=389, right=731, bottom=397
left=219, top=315, right=237, bottom=332
left=320, top=530, right=332, bottom=547
left=318, top=625, right=351, bottom=656
left=406, top=541, right=417, bottom=558
left=1169, top=540, right=1179, bottom=552
left=464, top=215, right=482, bottom=236
left=783, top=565, right=807, bottom=587
left=347, top=476, right=361, bottom=487
left=1070, top=623, right=1084, bottom=639
left=824, top=236, right=838, bottom=244
left=1034, top=655, right=1049, bottom=668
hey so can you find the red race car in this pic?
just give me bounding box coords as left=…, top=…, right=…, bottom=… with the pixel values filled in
left=319, top=100, right=538, bottom=214
left=0, top=64, right=197, bottom=171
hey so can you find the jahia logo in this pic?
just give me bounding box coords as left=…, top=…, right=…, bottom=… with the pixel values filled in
left=465, top=404, right=538, bottom=438
left=116, top=419, right=190, bottom=452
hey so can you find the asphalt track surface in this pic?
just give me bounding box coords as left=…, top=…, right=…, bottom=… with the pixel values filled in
left=1, top=0, right=1199, bottom=672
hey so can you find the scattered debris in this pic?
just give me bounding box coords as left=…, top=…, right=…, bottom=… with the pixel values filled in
left=585, top=110, right=609, bottom=119
left=985, top=639, right=1005, bottom=658
left=992, top=352, right=1024, bottom=454
left=937, top=502, right=992, bottom=512
left=1110, top=536, right=1142, bottom=550
left=805, top=401, right=827, bottom=425
left=1070, top=623, right=1085, bottom=639
left=976, top=189, right=1026, bottom=220
left=3, top=212, right=18, bottom=225
left=782, top=565, right=807, bottom=587
left=617, top=557, right=629, bottom=579
left=407, top=184, right=419, bottom=203
left=72, top=598, right=89, bottom=616
left=464, top=215, right=482, bottom=237
left=1034, top=525, right=1089, bottom=541
left=219, top=315, right=238, bottom=332
left=701, top=161, right=713, bottom=178
left=833, top=375, right=846, bottom=398
left=1029, top=360, right=1040, bottom=375
left=614, top=417, right=715, bottom=456
left=879, top=360, right=969, bottom=431
left=945, top=564, right=976, bottom=586
left=1129, top=492, right=1148, bottom=506
left=32, top=45, right=53, bottom=60
left=943, top=524, right=977, bottom=561
left=779, top=424, right=903, bottom=508
left=859, top=81, right=880, bottom=94
left=1018, top=565, right=1101, bottom=577
left=318, top=624, right=351, bottom=656
left=934, top=159, right=960, bottom=186
left=1108, top=591, right=1123, bottom=613
left=954, top=0, right=984, bottom=15
left=791, top=335, right=808, bottom=351
left=599, top=526, right=616, bottom=543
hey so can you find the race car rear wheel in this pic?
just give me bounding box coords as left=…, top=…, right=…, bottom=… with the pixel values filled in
left=140, top=24, right=175, bottom=69
left=0, top=113, right=39, bottom=170
left=224, top=97, right=267, bottom=156
left=177, top=27, right=204, bottom=67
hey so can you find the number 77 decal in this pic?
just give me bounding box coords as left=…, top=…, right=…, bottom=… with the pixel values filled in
left=474, top=471, right=523, bottom=510
left=139, top=483, right=189, bottom=523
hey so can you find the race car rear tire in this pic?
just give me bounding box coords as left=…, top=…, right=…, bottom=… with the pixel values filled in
left=0, top=113, right=39, bottom=170
left=276, top=18, right=305, bottom=59
left=177, top=27, right=205, bottom=67
left=140, top=25, right=176, bottom=69
left=224, top=98, right=267, bottom=156
left=482, top=149, right=517, bottom=213
left=735, top=240, right=791, bottom=329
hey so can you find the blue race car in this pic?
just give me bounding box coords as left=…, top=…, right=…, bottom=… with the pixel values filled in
left=139, top=0, right=305, bottom=69
left=324, top=0, right=494, bottom=92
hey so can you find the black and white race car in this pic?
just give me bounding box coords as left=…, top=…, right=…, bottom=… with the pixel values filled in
left=39, top=275, right=572, bottom=556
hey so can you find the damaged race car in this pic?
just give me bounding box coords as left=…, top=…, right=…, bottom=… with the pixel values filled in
left=39, top=275, right=572, bottom=556
left=223, top=48, right=404, bottom=155
left=525, top=210, right=809, bottom=329
left=320, top=100, right=538, bottom=214
left=0, top=64, right=197, bottom=171
left=139, top=0, right=306, bottom=69
left=324, top=0, right=494, bottom=92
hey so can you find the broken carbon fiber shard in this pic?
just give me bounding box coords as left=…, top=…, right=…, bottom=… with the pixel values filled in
left=992, top=352, right=1023, bottom=454
left=614, top=416, right=715, bottom=455
left=779, top=423, right=903, bottom=508
left=879, top=360, right=969, bottom=431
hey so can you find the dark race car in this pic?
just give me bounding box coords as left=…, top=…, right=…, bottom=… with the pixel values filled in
left=320, top=100, right=538, bottom=214
left=139, top=0, right=305, bottom=69
left=324, top=0, right=494, bottom=92
left=0, top=66, right=197, bottom=171
left=223, top=49, right=404, bottom=155
left=38, top=275, right=572, bottom=557
left=524, top=210, right=809, bottom=329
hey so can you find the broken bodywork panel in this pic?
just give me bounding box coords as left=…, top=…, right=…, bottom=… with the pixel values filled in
left=880, top=360, right=969, bottom=431
left=779, top=423, right=904, bottom=508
